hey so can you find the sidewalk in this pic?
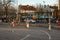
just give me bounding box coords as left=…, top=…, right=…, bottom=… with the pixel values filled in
left=1, top=22, right=60, bottom=29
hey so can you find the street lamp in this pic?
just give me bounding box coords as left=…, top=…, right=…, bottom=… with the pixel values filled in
left=48, top=14, right=51, bottom=31
left=47, top=5, right=51, bottom=31
left=48, top=9, right=54, bottom=31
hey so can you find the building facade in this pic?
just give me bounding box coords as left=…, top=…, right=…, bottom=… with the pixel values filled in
left=58, top=0, right=60, bottom=10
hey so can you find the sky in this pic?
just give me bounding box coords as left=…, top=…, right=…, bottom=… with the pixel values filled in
left=17, top=0, right=58, bottom=6
left=0, top=0, right=58, bottom=6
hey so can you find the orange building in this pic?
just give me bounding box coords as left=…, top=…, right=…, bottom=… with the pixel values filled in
left=19, top=5, right=38, bottom=20
left=19, top=5, right=37, bottom=13
left=58, top=0, right=60, bottom=18
left=58, top=0, right=60, bottom=10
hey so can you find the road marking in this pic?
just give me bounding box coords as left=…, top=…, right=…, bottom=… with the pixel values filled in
left=40, top=30, right=51, bottom=40
left=28, top=29, right=51, bottom=40
left=0, top=27, right=51, bottom=40
left=20, top=34, right=30, bottom=40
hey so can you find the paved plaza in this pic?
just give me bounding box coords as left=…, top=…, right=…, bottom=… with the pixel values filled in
left=0, top=25, right=60, bottom=40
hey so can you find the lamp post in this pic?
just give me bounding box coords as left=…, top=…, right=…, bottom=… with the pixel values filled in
left=26, top=5, right=30, bottom=28
left=48, top=9, right=54, bottom=31
left=48, top=15, right=51, bottom=31
left=47, top=5, right=51, bottom=31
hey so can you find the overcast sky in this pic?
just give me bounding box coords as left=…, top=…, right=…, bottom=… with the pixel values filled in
left=17, top=0, right=58, bottom=6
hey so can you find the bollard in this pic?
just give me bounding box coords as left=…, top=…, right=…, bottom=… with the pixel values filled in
left=26, top=23, right=29, bottom=28
left=26, top=19, right=29, bottom=28
left=12, top=19, right=17, bottom=27
left=48, top=18, right=51, bottom=31
left=12, top=22, right=15, bottom=27
left=48, top=23, right=51, bottom=31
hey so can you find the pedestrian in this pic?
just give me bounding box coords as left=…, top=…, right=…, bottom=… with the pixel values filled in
left=11, top=19, right=16, bottom=27
left=26, top=19, right=29, bottom=28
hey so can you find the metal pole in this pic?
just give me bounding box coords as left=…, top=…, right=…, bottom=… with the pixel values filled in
left=48, top=18, right=51, bottom=30
left=48, top=14, right=51, bottom=31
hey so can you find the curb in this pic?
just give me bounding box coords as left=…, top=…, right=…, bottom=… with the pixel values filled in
left=1, top=23, right=60, bottom=30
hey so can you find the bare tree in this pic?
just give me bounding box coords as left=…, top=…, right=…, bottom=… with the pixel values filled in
left=2, top=0, right=14, bottom=22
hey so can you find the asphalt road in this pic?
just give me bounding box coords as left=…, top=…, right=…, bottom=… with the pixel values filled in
left=0, top=25, right=60, bottom=40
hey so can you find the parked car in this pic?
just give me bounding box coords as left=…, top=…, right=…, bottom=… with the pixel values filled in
left=51, top=18, right=57, bottom=23
left=2, top=17, right=6, bottom=22
left=36, top=20, right=42, bottom=23
left=24, top=19, right=36, bottom=23
left=36, top=19, right=47, bottom=23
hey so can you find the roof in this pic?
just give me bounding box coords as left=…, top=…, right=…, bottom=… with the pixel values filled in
left=19, top=5, right=37, bottom=11
left=50, top=6, right=58, bottom=9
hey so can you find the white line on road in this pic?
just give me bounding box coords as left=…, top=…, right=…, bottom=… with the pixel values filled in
left=20, top=34, right=30, bottom=40
left=40, top=30, right=51, bottom=40
left=0, top=26, right=52, bottom=40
